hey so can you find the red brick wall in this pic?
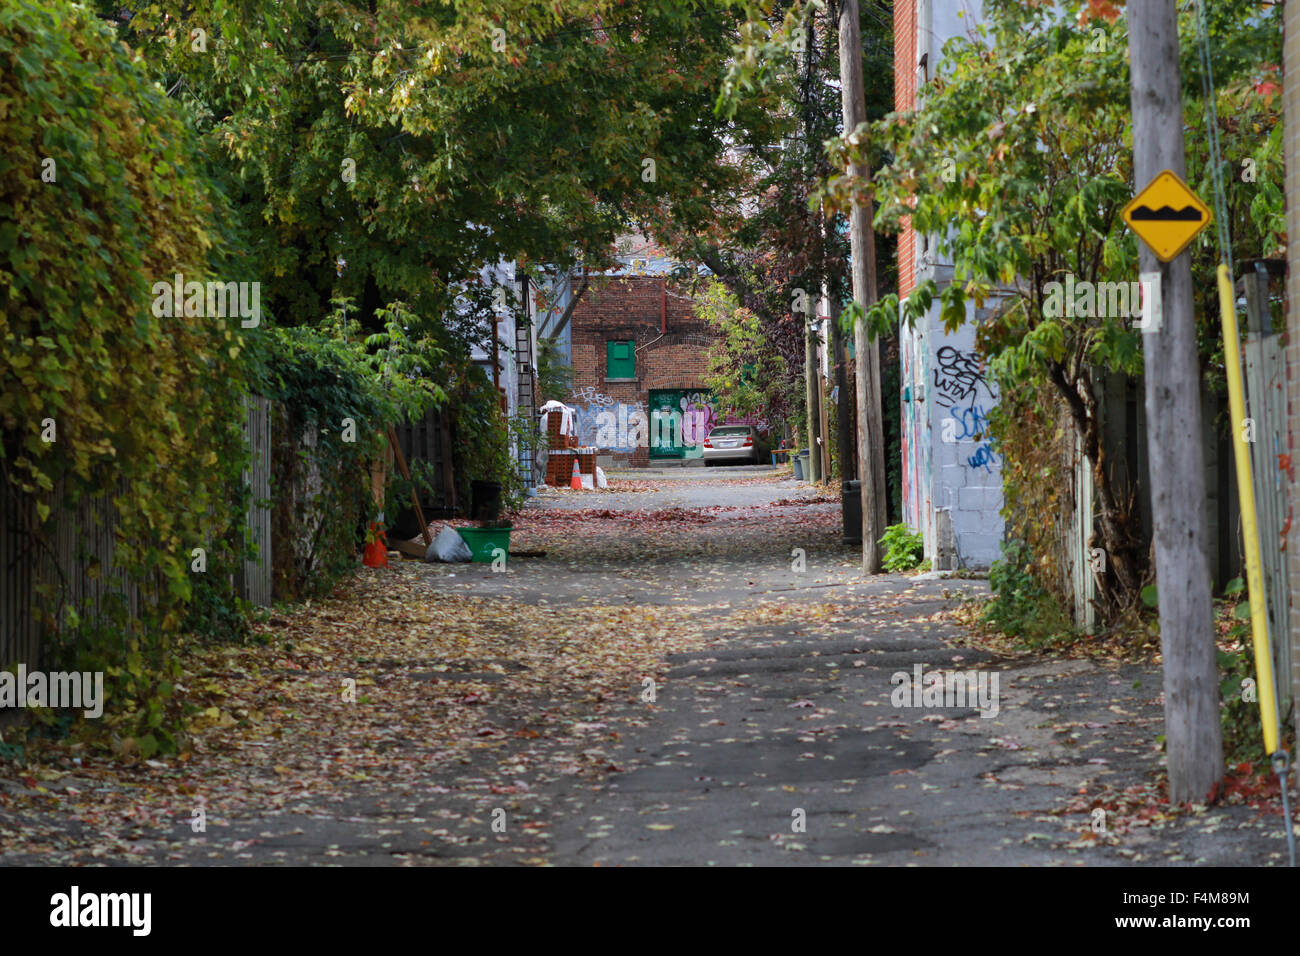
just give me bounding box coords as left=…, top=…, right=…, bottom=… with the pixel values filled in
left=569, top=276, right=714, bottom=465
left=895, top=0, right=918, bottom=298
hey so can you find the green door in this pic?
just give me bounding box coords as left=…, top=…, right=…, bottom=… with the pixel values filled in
left=648, top=389, right=682, bottom=459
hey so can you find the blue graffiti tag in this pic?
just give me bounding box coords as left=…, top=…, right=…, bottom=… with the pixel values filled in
left=967, top=442, right=999, bottom=472
left=952, top=403, right=990, bottom=442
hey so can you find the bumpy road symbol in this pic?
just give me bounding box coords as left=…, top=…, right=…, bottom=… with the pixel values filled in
left=1121, top=170, right=1212, bottom=262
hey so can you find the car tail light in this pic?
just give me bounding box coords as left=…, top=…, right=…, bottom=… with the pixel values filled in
left=743, top=437, right=752, bottom=446
left=704, top=439, right=713, bottom=448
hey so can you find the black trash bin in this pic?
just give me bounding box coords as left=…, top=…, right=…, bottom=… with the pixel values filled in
left=841, top=480, right=862, bottom=545
left=387, top=505, right=424, bottom=541
left=471, top=480, right=503, bottom=522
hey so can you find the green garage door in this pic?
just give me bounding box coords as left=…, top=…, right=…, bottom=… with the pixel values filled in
left=648, top=389, right=682, bottom=459
left=648, top=389, right=715, bottom=459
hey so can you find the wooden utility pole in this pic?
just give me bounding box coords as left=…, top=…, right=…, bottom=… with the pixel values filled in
left=1128, top=0, right=1223, bottom=802
left=819, top=361, right=832, bottom=479
left=838, top=0, right=887, bottom=571
left=805, top=318, right=823, bottom=482
left=823, top=230, right=855, bottom=484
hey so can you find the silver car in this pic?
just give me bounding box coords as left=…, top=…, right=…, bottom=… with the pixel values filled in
left=701, top=425, right=761, bottom=465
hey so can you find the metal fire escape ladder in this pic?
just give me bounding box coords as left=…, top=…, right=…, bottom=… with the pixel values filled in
left=515, top=278, right=537, bottom=488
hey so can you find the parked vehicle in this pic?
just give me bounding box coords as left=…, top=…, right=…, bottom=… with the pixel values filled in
left=701, top=425, right=761, bottom=465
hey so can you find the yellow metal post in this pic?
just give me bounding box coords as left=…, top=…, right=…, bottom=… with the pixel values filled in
left=1216, top=264, right=1280, bottom=755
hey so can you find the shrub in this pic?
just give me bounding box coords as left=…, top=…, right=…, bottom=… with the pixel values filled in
left=1214, top=578, right=1282, bottom=765
left=880, top=523, right=926, bottom=572
left=983, top=539, right=1074, bottom=647
left=0, top=1, right=251, bottom=752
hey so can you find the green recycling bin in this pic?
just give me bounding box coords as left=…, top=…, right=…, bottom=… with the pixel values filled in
left=455, top=526, right=512, bottom=563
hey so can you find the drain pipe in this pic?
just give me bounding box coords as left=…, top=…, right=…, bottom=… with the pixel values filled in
left=637, top=279, right=669, bottom=355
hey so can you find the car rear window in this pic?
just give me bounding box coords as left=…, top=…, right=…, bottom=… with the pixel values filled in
left=709, top=427, right=751, bottom=436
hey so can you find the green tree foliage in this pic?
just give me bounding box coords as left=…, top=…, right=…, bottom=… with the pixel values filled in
left=98, top=0, right=785, bottom=349
left=0, top=0, right=254, bottom=751
left=535, top=336, right=572, bottom=404
left=0, top=1, right=249, bottom=619
left=670, top=0, right=895, bottom=446
left=697, top=281, right=789, bottom=420
left=97, top=0, right=795, bottom=521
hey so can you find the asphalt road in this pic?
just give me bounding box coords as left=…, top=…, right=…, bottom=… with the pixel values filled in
left=0, top=470, right=1286, bottom=866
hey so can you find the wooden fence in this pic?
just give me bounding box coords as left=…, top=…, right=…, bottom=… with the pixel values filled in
left=236, top=395, right=272, bottom=609
left=1, top=395, right=463, bottom=672
left=1, top=474, right=153, bottom=673
left=393, top=403, right=457, bottom=513
left=1, top=394, right=279, bottom=671
left=1241, top=262, right=1291, bottom=718
left=0, top=485, right=40, bottom=670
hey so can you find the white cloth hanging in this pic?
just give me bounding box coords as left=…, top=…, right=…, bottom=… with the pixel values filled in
left=539, top=400, right=576, bottom=437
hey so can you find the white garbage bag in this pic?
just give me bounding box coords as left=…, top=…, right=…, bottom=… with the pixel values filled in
left=595, top=466, right=608, bottom=489
left=426, top=524, right=472, bottom=563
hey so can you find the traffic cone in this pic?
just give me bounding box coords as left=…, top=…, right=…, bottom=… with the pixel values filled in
left=363, top=521, right=389, bottom=567
left=570, top=457, right=582, bottom=491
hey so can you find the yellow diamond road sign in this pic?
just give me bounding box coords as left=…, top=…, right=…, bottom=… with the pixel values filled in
left=1121, top=170, right=1212, bottom=262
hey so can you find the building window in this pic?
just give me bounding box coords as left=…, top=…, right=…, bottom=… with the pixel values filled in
left=607, top=340, right=635, bottom=380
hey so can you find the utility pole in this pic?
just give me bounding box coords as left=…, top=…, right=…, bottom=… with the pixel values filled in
left=818, top=342, right=831, bottom=479
left=1128, top=0, right=1223, bottom=802
left=838, top=0, right=887, bottom=571
left=831, top=308, right=853, bottom=482
left=805, top=317, right=823, bottom=482
left=824, top=221, right=855, bottom=484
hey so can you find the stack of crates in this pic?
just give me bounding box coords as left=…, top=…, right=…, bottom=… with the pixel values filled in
left=546, top=450, right=579, bottom=486
left=545, top=411, right=578, bottom=450
left=542, top=405, right=579, bottom=486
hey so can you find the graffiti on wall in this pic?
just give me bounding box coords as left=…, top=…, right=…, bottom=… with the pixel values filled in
left=933, top=346, right=1000, bottom=473
left=947, top=402, right=999, bottom=473
left=572, top=385, right=619, bottom=408
left=568, top=388, right=771, bottom=454
left=680, top=391, right=716, bottom=448
left=901, top=330, right=929, bottom=530
left=570, top=387, right=646, bottom=451
left=932, top=346, right=995, bottom=409
left=645, top=389, right=716, bottom=456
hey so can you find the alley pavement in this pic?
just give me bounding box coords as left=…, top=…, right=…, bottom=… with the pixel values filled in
left=0, top=470, right=1287, bottom=865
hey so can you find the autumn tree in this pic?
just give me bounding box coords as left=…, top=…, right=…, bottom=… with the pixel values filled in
left=100, top=0, right=787, bottom=353
left=665, top=0, right=897, bottom=482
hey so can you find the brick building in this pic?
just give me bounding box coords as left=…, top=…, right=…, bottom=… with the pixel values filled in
left=894, top=0, right=1005, bottom=570
left=567, top=254, right=719, bottom=467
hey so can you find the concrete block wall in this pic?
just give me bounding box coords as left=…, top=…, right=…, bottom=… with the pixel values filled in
left=924, top=303, right=1003, bottom=568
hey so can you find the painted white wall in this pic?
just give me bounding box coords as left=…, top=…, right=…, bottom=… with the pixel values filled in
left=899, top=0, right=1004, bottom=569
left=468, top=259, right=519, bottom=418
left=924, top=301, right=1003, bottom=568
